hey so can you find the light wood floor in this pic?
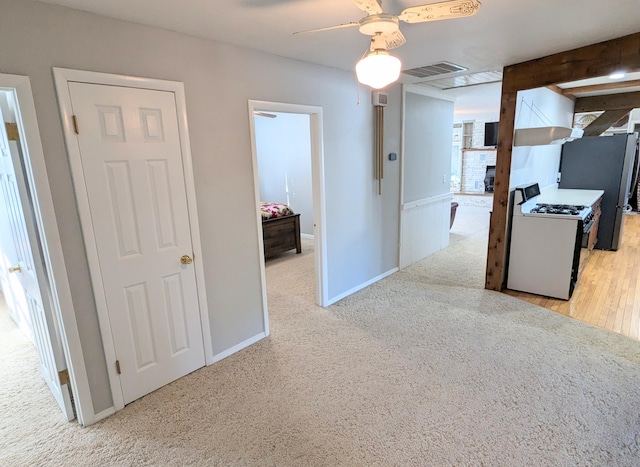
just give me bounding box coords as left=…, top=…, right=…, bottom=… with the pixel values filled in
left=504, top=213, right=640, bottom=341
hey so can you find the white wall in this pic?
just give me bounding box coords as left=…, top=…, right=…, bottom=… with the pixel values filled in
left=445, top=81, right=502, bottom=124
left=403, top=90, right=454, bottom=202
left=510, top=87, right=575, bottom=189
left=400, top=87, right=454, bottom=268
left=254, top=112, right=314, bottom=236
left=0, top=0, right=401, bottom=416
left=443, top=82, right=573, bottom=192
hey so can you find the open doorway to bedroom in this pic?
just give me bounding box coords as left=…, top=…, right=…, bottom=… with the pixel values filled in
left=248, top=100, right=328, bottom=311
left=0, top=77, right=78, bottom=424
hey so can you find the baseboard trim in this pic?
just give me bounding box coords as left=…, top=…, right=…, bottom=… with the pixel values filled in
left=301, top=233, right=314, bottom=240
left=90, top=407, right=116, bottom=426
left=211, top=332, right=268, bottom=364
left=326, top=267, right=399, bottom=306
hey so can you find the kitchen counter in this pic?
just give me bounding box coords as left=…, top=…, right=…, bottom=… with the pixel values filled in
left=537, top=188, right=604, bottom=207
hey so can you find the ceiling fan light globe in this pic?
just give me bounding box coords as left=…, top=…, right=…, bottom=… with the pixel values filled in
left=356, top=51, right=401, bottom=89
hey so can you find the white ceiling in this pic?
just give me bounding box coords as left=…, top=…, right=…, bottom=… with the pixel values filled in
left=36, top=0, right=640, bottom=84
left=33, top=0, right=640, bottom=120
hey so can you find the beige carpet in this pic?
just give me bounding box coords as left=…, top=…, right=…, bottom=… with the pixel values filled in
left=2, top=205, right=640, bottom=466
left=452, top=192, right=493, bottom=209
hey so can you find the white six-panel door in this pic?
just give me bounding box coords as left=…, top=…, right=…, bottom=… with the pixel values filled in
left=68, top=82, right=205, bottom=404
left=0, top=106, right=75, bottom=420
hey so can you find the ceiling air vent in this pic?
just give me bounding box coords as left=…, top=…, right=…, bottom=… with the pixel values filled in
left=403, top=62, right=467, bottom=79
left=424, top=70, right=503, bottom=90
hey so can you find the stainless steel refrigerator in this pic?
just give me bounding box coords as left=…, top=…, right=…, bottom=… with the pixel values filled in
left=559, top=133, right=639, bottom=250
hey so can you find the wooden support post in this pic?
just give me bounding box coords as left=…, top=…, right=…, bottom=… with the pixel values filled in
left=485, top=89, right=517, bottom=291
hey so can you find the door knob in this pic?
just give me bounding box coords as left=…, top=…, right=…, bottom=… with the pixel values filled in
left=180, top=255, right=193, bottom=265
left=8, top=265, right=21, bottom=273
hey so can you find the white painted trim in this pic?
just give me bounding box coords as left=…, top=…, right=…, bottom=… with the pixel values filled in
left=402, top=193, right=453, bottom=210
left=247, top=107, right=270, bottom=336
left=211, top=332, right=267, bottom=363
left=399, top=196, right=451, bottom=270
left=399, top=86, right=410, bottom=268
left=0, top=73, right=94, bottom=425
left=248, top=100, right=329, bottom=308
left=399, top=86, right=407, bottom=267
left=325, top=267, right=398, bottom=306
left=300, top=233, right=314, bottom=240
left=92, top=407, right=116, bottom=424
left=53, top=67, right=211, bottom=417
left=171, top=83, right=214, bottom=366
left=310, top=111, right=329, bottom=307
left=403, top=84, right=457, bottom=102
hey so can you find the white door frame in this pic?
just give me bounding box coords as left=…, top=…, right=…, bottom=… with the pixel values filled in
left=0, top=73, right=93, bottom=424
left=248, top=100, right=328, bottom=312
left=53, top=68, right=213, bottom=414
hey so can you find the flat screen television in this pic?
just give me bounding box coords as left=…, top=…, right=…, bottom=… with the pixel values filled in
left=484, top=122, right=499, bottom=147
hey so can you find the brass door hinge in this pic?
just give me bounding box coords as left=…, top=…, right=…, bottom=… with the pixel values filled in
left=115, top=360, right=121, bottom=375
left=5, top=122, right=19, bottom=141
left=58, top=369, right=70, bottom=386
left=72, top=115, right=79, bottom=134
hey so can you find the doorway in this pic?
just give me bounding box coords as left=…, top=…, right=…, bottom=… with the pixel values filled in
left=248, top=100, right=327, bottom=312
left=0, top=75, right=80, bottom=423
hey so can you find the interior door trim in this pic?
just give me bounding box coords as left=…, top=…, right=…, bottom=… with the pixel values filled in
left=247, top=100, right=329, bottom=309
left=53, top=68, right=213, bottom=417
left=0, top=73, right=89, bottom=423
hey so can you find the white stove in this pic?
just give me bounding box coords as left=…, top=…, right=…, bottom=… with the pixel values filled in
left=507, top=183, right=590, bottom=300
left=512, top=182, right=593, bottom=220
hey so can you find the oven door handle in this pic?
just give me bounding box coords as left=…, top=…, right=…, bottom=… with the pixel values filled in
left=583, top=218, right=595, bottom=233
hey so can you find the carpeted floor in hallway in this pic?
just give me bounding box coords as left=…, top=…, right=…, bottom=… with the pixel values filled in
left=1, top=199, right=640, bottom=465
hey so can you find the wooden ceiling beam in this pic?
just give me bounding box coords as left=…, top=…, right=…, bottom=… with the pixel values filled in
left=501, top=32, right=640, bottom=94
left=574, top=91, right=640, bottom=112
left=547, top=84, right=576, bottom=101
left=562, top=79, right=640, bottom=96
left=582, top=109, right=632, bottom=136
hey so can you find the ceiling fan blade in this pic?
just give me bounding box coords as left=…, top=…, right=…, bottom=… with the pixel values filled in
left=371, top=30, right=406, bottom=50
left=398, top=0, right=481, bottom=24
left=293, top=22, right=359, bottom=36
left=354, top=0, right=383, bottom=15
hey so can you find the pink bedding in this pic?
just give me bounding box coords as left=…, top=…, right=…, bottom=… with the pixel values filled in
left=260, top=201, right=294, bottom=220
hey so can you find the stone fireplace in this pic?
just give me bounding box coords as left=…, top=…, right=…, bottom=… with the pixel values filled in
left=460, top=148, right=497, bottom=193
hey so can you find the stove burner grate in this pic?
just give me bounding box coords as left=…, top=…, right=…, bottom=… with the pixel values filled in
left=530, top=203, right=587, bottom=216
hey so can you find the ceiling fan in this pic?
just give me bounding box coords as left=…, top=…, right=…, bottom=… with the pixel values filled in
left=295, top=0, right=482, bottom=88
